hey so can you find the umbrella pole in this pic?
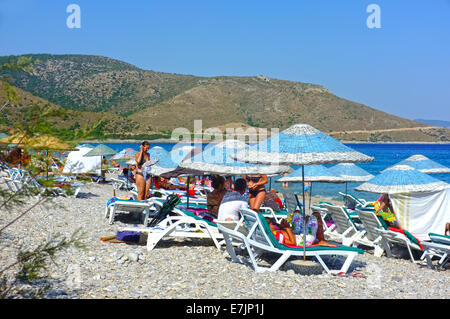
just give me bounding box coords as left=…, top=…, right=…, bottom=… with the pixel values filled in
left=186, top=176, right=191, bottom=208
left=46, top=150, right=49, bottom=180
left=302, top=165, right=306, bottom=261
left=309, top=183, right=312, bottom=212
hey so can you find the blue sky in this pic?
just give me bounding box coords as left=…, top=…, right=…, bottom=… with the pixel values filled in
left=0, top=0, right=449, bottom=121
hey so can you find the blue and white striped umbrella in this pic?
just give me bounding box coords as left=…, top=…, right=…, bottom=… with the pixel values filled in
left=149, top=146, right=179, bottom=176
left=355, top=164, right=449, bottom=194
left=232, top=124, right=373, bottom=258
left=387, top=154, right=450, bottom=174
left=111, top=148, right=138, bottom=160
left=275, top=164, right=347, bottom=183
left=169, top=145, right=200, bottom=165
left=328, top=163, right=374, bottom=182
left=180, top=139, right=291, bottom=176
left=232, top=124, right=374, bottom=165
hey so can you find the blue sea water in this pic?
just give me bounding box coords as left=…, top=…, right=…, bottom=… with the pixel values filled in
left=97, top=142, right=450, bottom=202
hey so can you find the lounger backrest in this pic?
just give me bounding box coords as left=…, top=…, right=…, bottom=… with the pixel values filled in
left=240, top=208, right=274, bottom=248
left=282, top=192, right=301, bottom=214
left=339, top=192, right=366, bottom=208
left=356, top=209, right=384, bottom=241
left=322, top=204, right=356, bottom=235
left=148, top=194, right=181, bottom=227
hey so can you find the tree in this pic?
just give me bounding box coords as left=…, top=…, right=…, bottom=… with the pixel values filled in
left=0, top=56, right=86, bottom=298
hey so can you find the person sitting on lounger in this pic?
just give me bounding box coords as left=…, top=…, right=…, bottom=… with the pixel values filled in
left=154, top=176, right=187, bottom=191
left=262, top=189, right=283, bottom=212
left=375, top=193, right=398, bottom=227
left=267, top=211, right=333, bottom=247
left=218, top=178, right=248, bottom=221
left=207, top=175, right=227, bottom=219
left=122, top=164, right=136, bottom=184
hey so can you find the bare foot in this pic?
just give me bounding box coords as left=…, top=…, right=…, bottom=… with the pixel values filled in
left=317, top=240, right=335, bottom=247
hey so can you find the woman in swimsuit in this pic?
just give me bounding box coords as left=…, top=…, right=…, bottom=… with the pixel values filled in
left=135, top=141, right=151, bottom=200
left=244, top=174, right=268, bottom=212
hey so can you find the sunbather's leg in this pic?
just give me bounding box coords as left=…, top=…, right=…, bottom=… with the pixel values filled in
left=144, top=177, right=151, bottom=199
left=136, top=174, right=146, bottom=201
left=250, top=191, right=266, bottom=212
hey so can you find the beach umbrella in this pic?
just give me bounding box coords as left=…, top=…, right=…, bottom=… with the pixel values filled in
left=0, top=133, right=78, bottom=178
left=155, top=145, right=205, bottom=208
left=179, top=139, right=291, bottom=176
left=232, top=123, right=374, bottom=260
left=328, top=163, right=374, bottom=195
left=275, top=164, right=347, bottom=210
left=84, top=144, right=117, bottom=178
left=76, top=143, right=95, bottom=149
left=84, top=144, right=117, bottom=157
left=355, top=164, right=449, bottom=194
left=156, top=145, right=205, bottom=177
left=111, top=148, right=137, bottom=160
left=0, top=133, right=77, bottom=151
left=150, top=146, right=180, bottom=177
left=384, top=154, right=450, bottom=174
left=26, top=135, right=78, bottom=179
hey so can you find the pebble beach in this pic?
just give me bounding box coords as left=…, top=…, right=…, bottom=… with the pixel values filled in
left=1, top=180, right=449, bottom=299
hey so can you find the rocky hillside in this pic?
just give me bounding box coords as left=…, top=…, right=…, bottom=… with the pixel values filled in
left=1, top=54, right=449, bottom=142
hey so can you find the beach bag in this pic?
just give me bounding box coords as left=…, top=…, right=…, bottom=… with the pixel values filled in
left=115, top=230, right=140, bottom=243
left=291, top=212, right=303, bottom=234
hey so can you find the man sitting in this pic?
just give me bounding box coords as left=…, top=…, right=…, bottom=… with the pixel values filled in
left=217, top=178, right=248, bottom=221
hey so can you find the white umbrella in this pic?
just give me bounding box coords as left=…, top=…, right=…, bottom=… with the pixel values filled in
left=180, top=139, right=290, bottom=176
left=355, top=164, right=449, bottom=194
left=383, top=154, right=450, bottom=174
left=232, top=124, right=374, bottom=259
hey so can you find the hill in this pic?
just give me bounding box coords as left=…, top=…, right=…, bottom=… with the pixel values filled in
left=1, top=54, right=449, bottom=142
left=414, top=119, right=450, bottom=128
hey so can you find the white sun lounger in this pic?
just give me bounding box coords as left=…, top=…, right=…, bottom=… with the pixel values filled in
left=355, top=208, right=392, bottom=257
left=320, top=203, right=367, bottom=247
left=105, top=199, right=155, bottom=226
left=420, top=233, right=450, bottom=269
left=218, top=208, right=364, bottom=274
left=118, top=199, right=243, bottom=251
left=375, top=229, right=423, bottom=263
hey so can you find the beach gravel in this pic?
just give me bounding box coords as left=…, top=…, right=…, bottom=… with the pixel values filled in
left=0, top=181, right=449, bottom=299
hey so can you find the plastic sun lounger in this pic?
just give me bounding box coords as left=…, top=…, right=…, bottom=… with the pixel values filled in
left=111, top=176, right=136, bottom=191
left=130, top=188, right=207, bottom=205
left=420, top=233, right=450, bottom=269
left=375, top=228, right=423, bottom=263
left=118, top=199, right=243, bottom=251
left=355, top=208, right=392, bottom=257
left=320, top=203, right=368, bottom=247
left=310, top=204, right=337, bottom=237
left=218, top=208, right=364, bottom=274
left=339, top=192, right=373, bottom=210
left=105, top=199, right=155, bottom=226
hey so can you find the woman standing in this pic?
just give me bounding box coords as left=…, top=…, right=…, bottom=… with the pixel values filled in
left=244, top=174, right=268, bottom=212
left=135, top=141, right=151, bottom=200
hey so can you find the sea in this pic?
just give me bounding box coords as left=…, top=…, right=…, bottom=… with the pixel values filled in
left=93, top=142, right=450, bottom=202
